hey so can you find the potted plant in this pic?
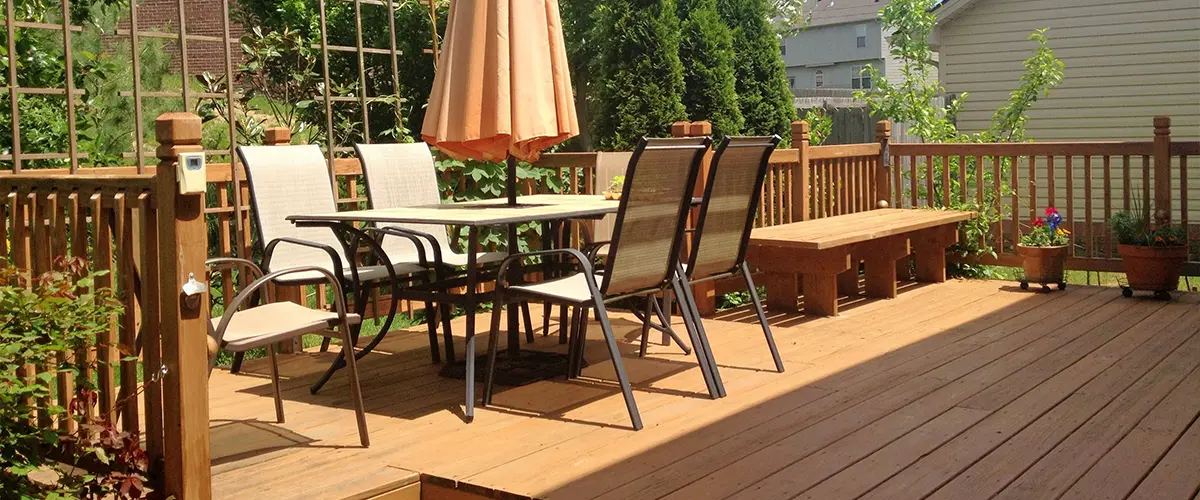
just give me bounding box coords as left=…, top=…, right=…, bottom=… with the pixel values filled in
left=1110, top=208, right=1188, bottom=298
left=1017, top=207, right=1070, bottom=292
left=603, top=175, right=625, bottom=200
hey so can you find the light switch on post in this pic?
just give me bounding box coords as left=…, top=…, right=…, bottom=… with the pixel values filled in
left=177, top=151, right=206, bottom=195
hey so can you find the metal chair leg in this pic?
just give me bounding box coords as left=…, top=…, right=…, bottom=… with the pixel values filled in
left=267, top=345, right=284, bottom=423
left=590, top=298, right=643, bottom=431
left=542, top=303, right=552, bottom=336
left=440, top=301, right=456, bottom=363
left=675, top=266, right=726, bottom=398
left=483, top=294, right=505, bottom=406
left=743, top=262, right=784, bottom=373
left=425, top=301, right=441, bottom=363
left=639, top=296, right=654, bottom=357
left=522, top=302, right=535, bottom=343
left=649, top=298, right=693, bottom=355
left=337, top=317, right=370, bottom=447
left=671, top=277, right=720, bottom=400
left=230, top=351, right=245, bottom=374
left=573, top=306, right=589, bottom=378
left=567, top=306, right=583, bottom=378
left=558, top=305, right=570, bottom=344
left=318, top=337, right=332, bottom=352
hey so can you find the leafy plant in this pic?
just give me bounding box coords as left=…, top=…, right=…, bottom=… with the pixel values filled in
left=607, top=175, right=626, bottom=193
left=1110, top=210, right=1186, bottom=247
left=1020, top=207, right=1071, bottom=247
left=1, top=257, right=154, bottom=498
left=802, top=107, right=832, bottom=146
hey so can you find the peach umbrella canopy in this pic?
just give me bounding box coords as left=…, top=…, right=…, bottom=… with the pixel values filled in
left=420, top=0, right=579, bottom=163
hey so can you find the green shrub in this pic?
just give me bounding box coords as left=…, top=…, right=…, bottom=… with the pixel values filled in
left=588, top=0, right=688, bottom=151
left=677, top=0, right=743, bottom=138
left=717, top=0, right=797, bottom=142
left=1, top=257, right=153, bottom=498
left=1111, top=210, right=1187, bottom=247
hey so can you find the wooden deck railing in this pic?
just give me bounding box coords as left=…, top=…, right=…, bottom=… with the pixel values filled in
left=1, top=113, right=212, bottom=498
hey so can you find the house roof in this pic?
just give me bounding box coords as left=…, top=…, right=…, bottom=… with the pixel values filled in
left=930, top=0, right=983, bottom=24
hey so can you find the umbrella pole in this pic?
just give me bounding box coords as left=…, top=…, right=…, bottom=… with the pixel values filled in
left=506, top=154, right=521, bottom=355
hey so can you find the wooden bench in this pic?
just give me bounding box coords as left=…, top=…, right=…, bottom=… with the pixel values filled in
left=746, top=209, right=976, bottom=316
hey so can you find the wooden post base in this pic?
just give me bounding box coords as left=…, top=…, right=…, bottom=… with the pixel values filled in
left=763, top=272, right=799, bottom=312
left=912, top=225, right=959, bottom=283
left=863, top=235, right=912, bottom=299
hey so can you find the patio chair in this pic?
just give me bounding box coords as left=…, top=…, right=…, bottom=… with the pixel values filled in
left=481, top=137, right=718, bottom=431
left=355, top=142, right=537, bottom=362
left=237, top=144, right=429, bottom=393
left=657, top=136, right=786, bottom=388
left=205, top=258, right=369, bottom=447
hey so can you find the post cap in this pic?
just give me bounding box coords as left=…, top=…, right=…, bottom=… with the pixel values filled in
left=265, top=127, right=292, bottom=145
left=688, top=121, right=713, bottom=137
left=671, top=121, right=690, bottom=137
left=791, top=121, right=810, bottom=141
left=154, top=112, right=202, bottom=145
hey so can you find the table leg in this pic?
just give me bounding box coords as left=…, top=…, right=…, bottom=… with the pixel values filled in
left=913, top=225, right=958, bottom=283
left=541, top=221, right=554, bottom=335
left=802, top=273, right=839, bottom=316
left=506, top=223, right=520, bottom=355
left=465, top=227, right=478, bottom=421
left=762, top=272, right=799, bottom=312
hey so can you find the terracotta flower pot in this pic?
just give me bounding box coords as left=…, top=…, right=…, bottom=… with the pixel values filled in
left=1016, top=244, right=1067, bottom=289
left=1117, top=244, right=1187, bottom=293
left=603, top=191, right=621, bottom=200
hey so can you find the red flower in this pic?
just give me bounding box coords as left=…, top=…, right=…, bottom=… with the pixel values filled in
left=1044, top=207, right=1059, bottom=217
left=1032, top=216, right=1044, bottom=227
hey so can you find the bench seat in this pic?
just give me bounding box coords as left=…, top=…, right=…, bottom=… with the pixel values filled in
left=746, top=209, right=976, bottom=316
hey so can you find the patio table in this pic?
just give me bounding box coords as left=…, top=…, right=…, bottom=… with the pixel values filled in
left=288, top=194, right=619, bottom=419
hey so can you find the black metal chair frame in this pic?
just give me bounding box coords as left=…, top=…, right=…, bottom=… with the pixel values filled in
left=479, top=137, right=717, bottom=431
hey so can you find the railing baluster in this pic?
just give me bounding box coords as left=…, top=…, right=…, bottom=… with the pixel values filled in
left=1084, top=156, right=1093, bottom=259
left=1065, top=155, right=1073, bottom=256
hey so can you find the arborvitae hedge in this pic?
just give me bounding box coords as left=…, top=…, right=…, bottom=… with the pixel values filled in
left=588, top=0, right=688, bottom=151
left=717, top=0, right=797, bottom=143
left=677, top=0, right=744, bottom=138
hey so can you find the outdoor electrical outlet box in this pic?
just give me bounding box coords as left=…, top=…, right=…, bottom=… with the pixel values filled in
left=177, top=152, right=206, bottom=195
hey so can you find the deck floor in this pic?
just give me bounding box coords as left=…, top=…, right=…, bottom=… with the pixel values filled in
left=209, top=280, right=1200, bottom=500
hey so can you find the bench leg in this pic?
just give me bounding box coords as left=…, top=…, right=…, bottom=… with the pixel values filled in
left=912, top=225, right=959, bottom=283
left=837, top=267, right=859, bottom=297
left=763, top=272, right=799, bottom=312
left=802, top=273, right=839, bottom=316
left=864, top=236, right=912, bottom=299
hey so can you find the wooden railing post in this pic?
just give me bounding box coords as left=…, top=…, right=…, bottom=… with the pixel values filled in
left=155, top=112, right=212, bottom=499
left=264, top=127, right=303, bottom=353
left=1153, top=116, right=1171, bottom=225
left=876, top=120, right=892, bottom=208
left=674, top=121, right=718, bottom=316
left=791, top=121, right=811, bottom=221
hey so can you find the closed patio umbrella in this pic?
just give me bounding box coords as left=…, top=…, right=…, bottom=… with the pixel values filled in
left=421, top=0, right=579, bottom=205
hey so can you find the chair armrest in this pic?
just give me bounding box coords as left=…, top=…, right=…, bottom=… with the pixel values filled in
left=580, top=241, right=611, bottom=262
left=206, top=257, right=265, bottom=281
left=359, top=226, right=432, bottom=268
left=211, top=265, right=352, bottom=347
left=495, top=248, right=596, bottom=289
left=262, top=237, right=344, bottom=280
left=375, top=226, right=446, bottom=268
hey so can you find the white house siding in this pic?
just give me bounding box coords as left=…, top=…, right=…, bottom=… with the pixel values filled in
left=937, top=0, right=1200, bottom=224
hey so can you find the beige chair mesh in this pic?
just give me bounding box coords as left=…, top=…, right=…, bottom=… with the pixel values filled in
left=355, top=143, right=454, bottom=264
left=691, top=137, right=776, bottom=279
left=590, top=151, right=633, bottom=246
left=238, top=145, right=351, bottom=275
left=604, top=137, right=707, bottom=296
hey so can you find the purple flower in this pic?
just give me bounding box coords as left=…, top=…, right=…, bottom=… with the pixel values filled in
left=1045, top=207, right=1062, bottom=230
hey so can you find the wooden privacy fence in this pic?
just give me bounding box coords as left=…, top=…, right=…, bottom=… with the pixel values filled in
left=1, top=113, right=213, bottom=499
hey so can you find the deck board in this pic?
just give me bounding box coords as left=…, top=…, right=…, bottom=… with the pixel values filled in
left=207, top=281, right=1200, bottom=500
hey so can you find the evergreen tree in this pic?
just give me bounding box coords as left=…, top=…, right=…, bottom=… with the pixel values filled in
left=588, top=0, right=688, bottom=151
left=677, top=0, right=744, bottom=138
left=717, top=0, right=797, bottom=142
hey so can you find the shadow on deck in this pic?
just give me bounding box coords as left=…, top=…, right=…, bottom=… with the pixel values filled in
left=208, top=280, right=1200, bottom=500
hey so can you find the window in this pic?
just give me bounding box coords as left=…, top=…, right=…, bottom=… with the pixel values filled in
left=814, top=70, right=824, bottom=88
left=851, top=65, right=872, bottom=89
left=788, top=76, right=796, bottom=89
left=856, top=24, right=868, bottom=48
left=780, top=42, right=786, bottom=55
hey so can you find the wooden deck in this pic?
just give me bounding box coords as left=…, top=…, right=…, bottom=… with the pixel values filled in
left=208, top=280, right=1200, bottom=500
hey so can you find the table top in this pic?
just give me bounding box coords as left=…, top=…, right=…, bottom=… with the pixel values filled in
left=288, top=194, right=619, bottom=226
left=749, top=209, right=976, bottom=250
